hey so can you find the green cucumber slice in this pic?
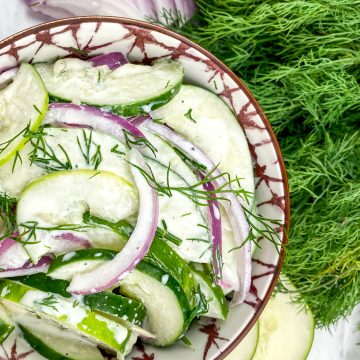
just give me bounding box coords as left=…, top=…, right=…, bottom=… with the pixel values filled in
left=0, top=126, right=132, bottom=199
left=83, top=293, right=146, bottom=327
left=17, top=314, right=103, bottom=360
left=82, top=214, right=204, bottom=311
left=15, top=273, right=146, bottom=327
left=0, top=63, right=48, bottom=166
left=0, top=279, right=136, bottom=356
left=144, top=157, right=211, bottom=263
left=151, top=84, right=255, bottom=199
left=14, top=273, right=72, bottom=299
left=190, top=265, right=228, bottom=320
left=151, top=85, right=256, bottom=293
left=48, top=249, right=118, bottom=280
left=35, top=59, right=183, bottom=116
left=252, top=279, right=315, bottom=360
left=16, top=169, right=138, bottom=263
left=226, top=322, right=259, bottom=360
left=118, top=261, right=190, bottom=347
left=0, top=304, right=14, bottom=344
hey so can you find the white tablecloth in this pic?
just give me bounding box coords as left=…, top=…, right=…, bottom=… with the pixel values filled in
left=0, top=1, right=359, bottom=359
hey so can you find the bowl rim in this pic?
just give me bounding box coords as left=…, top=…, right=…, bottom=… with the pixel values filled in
left=0, top=16, right=290, bottom=360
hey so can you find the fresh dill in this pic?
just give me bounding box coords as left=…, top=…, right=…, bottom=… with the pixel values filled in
left=127, top=159, right=252, bottom=207
left=36, top=294, right=58, bottom=311
left=32, top=104, right=42, bottom=115
left=110, top=144, right=126, bottom=157
left=76, top=130, right=103, bottom=170
left=88, top=171, right=101, bottom=180
left=157, top=220, right=182, bottom=246
left=174, top=0, right=360, bottom=325
left=27, top=126, right=73, bottom=172
left=17, top=221, right=92, bottom=245
left=0, top=126, right=27, bottom=155
left=123, top=130, right=157, bottom=157
left=11, top=151, right=22, bottom=173
left=172, top=147, right=207, bottom=172
left=184, top=108, right=197, bottom=123
left=146, top=7, right=190, bottom=28
left=0, top=193, right=17, bottom=239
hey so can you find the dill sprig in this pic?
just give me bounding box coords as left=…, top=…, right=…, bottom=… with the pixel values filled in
left=17, top=221, right=92, bottom=245
left=76, top=130, right=103, bottom=170
left=36, top=294, right=58, bottom=311
left=0, top=193, right=17, bottom=238
left=128, top=159, right=252, bottom=207
left=174, top=0, right=360, bottom=325
left=27, top=126, right=73, bottom=172
left=123, top=130, right=157, bottom=157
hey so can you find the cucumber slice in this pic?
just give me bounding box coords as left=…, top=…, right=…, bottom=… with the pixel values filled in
left=226, top=321, right=259, bottom=360
left=48, top=249, right=118, bottom=280
left=0, top=304, right=14, bottom=344
left=190, top=265, right=228, bottom=320
left=0, top=126, right=132, bottom=199
left=144, top=157, right=211, bottom=263
left=0, top=319, right=47, bottom=360
left=16, top=169, right=138, bottom=263
left=82, top=214, right=203, bottom=311
left=0, top=63, right=48, bottom=166
left=118, top=261, right=190, bottom=347
left=252, top=280, right=315, bottom=360
left=35, top=59, right=183, bottom=116
left=0, top=279, right=136, bottom=356
left=14, top=273, right=72, bottom=299
left=84, top=292, right=146, bottom=327
left=15, top=273, right=146, bottom=327
left=151, top=85, right=255, bottom=199
left=17, top=314, right=103, bottom=360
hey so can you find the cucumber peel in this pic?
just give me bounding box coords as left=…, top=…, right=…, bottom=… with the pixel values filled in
left=0, top=304, right=14, bottom=344
left=0, top=279, right=135, bottom=355
left=18, top=314, right=103, bottom=360
left=119, top=261, right=191, bottom=346
left=48, top=248, right=118, bottom=280
left=83, top=213, right=206, bottom=315
left=0, top=63, right=48, bottom=166
left=15, top=273, right=146, bottom=326
left=190, top=264, right=228, bottom=320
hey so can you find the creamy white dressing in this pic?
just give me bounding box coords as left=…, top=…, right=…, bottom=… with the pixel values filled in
left=20, top=290, right=87, bottom=325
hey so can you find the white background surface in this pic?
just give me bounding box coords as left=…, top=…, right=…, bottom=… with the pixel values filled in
left=0, top=1, right=359, bottom=359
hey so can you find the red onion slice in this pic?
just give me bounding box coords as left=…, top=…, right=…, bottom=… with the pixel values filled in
left=0, top=237, right=29, bottom=270
left=55, top=233, right=92, bottom=250
left=145, top=120, right=252, bottom=303
left=202, top=178, right=223, bottom=286
left=67, top=149, right=159, bottom=294
left=45, top=103, right=145, bottom=142
left=89, top=52, right=127, bottom=70
left=0, top=256, right=52, bottom=278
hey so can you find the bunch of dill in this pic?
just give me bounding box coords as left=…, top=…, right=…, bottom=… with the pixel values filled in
left=175, top=0, right=360, bottom=326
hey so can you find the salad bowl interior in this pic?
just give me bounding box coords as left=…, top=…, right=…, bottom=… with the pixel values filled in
left=0, top=17, right=289, bottom=360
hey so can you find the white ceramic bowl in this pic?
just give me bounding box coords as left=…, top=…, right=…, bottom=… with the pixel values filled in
left=0, top=17, right=289, bottom=360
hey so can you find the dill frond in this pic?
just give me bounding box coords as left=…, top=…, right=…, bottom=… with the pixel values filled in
left=175, top=0, right=360, bottom=325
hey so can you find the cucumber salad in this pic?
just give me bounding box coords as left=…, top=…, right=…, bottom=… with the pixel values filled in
left=0, top=53, right=257, bottom=359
